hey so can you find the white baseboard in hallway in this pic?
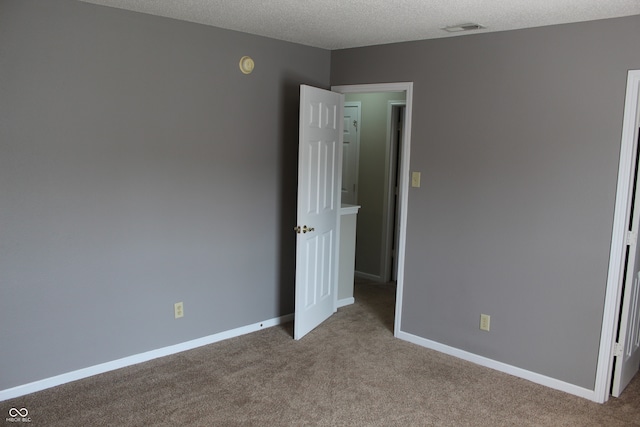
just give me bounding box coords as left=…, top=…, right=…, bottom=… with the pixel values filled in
left=0, top=313, right=294, bottom=402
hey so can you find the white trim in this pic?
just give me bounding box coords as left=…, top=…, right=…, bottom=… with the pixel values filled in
left=0, top=313, right=294, bottom=402
left=397, top=331, right=598, bottom=401
left=340, top=204, right=361, bottom=215
left=596, top=69, right=640, bottom=403
left=333, top=82, right=413, bottom=94
left=337, top=297, right=355, bottom=308
left=332, top=82, right=413, bottom=339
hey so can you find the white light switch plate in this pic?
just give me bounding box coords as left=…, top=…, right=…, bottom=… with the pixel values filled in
left=411, top=172, right=421, bottom=188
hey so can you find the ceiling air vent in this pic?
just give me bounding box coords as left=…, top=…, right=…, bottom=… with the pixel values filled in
left=442, top=23, right=485, bottom=33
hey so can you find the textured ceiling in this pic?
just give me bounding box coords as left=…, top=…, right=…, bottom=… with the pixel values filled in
left=78, top=0, right=640, bottom=49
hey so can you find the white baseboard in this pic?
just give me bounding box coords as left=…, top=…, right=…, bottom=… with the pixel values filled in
left=396, top=330, right=598, bottom=402
left=0, top=313, right=294, bottom=402
left=355, top=271, right=383, bottom=282
left=337, top=297, right=355, bottom=308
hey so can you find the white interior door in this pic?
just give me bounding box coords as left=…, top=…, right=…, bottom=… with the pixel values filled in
left=294, top=85, right=344, bottom=340
left=341, top=103, right=360, bottom=205
left=597, top=70, right=640, bottom=403
left=612, top=125, right=640, bottom=397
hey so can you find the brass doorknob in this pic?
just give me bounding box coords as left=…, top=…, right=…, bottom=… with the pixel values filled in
left=294, top=225, right=315, bottom=234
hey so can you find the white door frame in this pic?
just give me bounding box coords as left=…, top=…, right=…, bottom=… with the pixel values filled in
left=332, top=82, right=413, bottom=337
left=595, top=70, right=640, bottom=403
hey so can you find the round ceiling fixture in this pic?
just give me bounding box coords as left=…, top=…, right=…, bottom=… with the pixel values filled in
left=239, top=56, right=255, bottom=74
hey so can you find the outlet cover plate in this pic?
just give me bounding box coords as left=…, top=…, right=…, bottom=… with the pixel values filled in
left=174, top=302, right=184, bottom=319
left=480, top=313, right=490, bottom=331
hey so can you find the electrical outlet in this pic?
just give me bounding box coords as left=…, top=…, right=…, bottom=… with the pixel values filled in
left=480, top=314, right=490, bottom=331
left=174, top=302, right=184, bottom=319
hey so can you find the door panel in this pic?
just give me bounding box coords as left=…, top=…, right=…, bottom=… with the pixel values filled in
left=612, top=125, right=640, bottom=397
left=294, top=85, right=344, bottom=340
left=613, top=243, right=640, bottom=396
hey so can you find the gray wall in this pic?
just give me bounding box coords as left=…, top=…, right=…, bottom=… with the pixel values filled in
left=345, top=92, right=405, bottom=279
left=332, top=15, right=640, bottom=390
left=0, top=0, right=329, bottom=390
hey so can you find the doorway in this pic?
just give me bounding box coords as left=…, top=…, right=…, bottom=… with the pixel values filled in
left=339, top=92, right=406, bottom=283
left=332, top=82, right=414, bottom=337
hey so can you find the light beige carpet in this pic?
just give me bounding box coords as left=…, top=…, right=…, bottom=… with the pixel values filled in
left=2, top=282, right=640, bottom=426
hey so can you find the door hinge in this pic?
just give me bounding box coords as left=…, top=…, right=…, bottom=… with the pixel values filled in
left=626, top=230, right=637, bottom=246
left=613, top=342, right=624, bottom=357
